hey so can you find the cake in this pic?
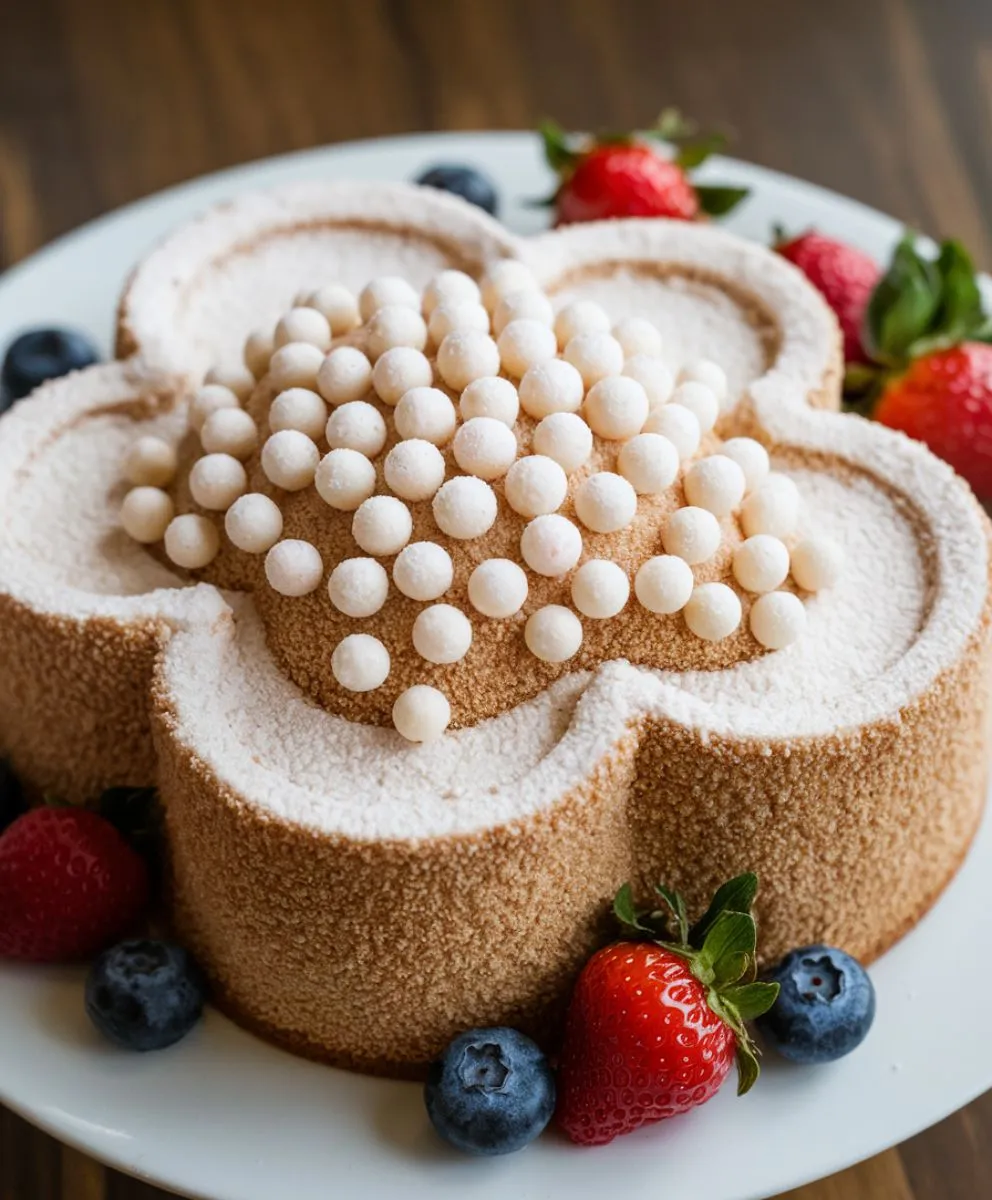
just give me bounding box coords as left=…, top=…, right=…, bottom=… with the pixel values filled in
left=1, top=182, right=989, bottom=1078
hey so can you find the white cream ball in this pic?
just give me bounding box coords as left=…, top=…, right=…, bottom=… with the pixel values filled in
left=467, top=559, right=528, bottom=618
left=314, top=448, right=377, bottom=511
left=352, top=495, right=413, bottom=556
left=520, top=514, right=583, bottom=576
left=584, top=375, right=649, bottom=441
left=261, top=429, right=320, bottom=491
left=564, top=332, right=625, bottom=388
left=428, top=301, right=490, bottom=345
left=268, top=388, right=327, bottom=441
left=504, top=454, right=568, bottom=517
left=205, top=363, right=256, bottom=402
left=634, top=555, right=694, bottom=614
left=332, top=633, right=391, bottom=693
left=304, top=283, right=361, bottom=335
left=524, top=605, right=583, bottom=663
left=189, top=384, right=240, bottom=433
left=392, top=685, right=450, bottom=742
left=325, top=401, right=387, bottom=458
left=662, top=506, right=721, bottom=564
left=791, top=536, right=843, bottom=592
left=459, top=376, right=520, bottom=426
left=574, top=472, right=638, bottom=534
left=531, top=412, right=593, bottom=473
left=740, top=474, right=801, bottom=539
left=613, top=317, right=663, bottom=360
left=493, top=288, right=555, bottom=336
left=643, top=402, right=700, bottom=458
left=366, top=305, right=428, bottom=361
left=623, top=354, right=675, bottom=408
left=571, top=559, right=630, bottom=619
left=412, top=603, right=473, bottom=664
left=359, top=276, right=420, bottom=323
left=392, top=541, right=454, bottom=602
left=683, top=454, right=747, bottom=517
left=452, top=416, right=517, bottom=480
left=733, top=535, right=790, bottom=594
left=164, top=513, right=220, bottom=569
left=124, top=436, right=178, bottom=487
left=327, top=557, right=390, bottom=618
left=670, top=381, right=719, bottom=433
left=680, top=359, right=729, bottom=407
left=750, top=590, right=807, bottom=650
left=243, top=329, right=275, bottom=379
left=722, top=437, right=770, bottom=494
left=617, top=432, right=679, bottom=495
left=394, top=387, right=458, bottom=446
left=189, top=453, right=248, bottom=511
left=224, top=493, right=283, bottom=553
left=317, top=346, right=373, bottom=406
left=554, top=300, right=611, bottom=348
left=384, top=437, right=446, bottom=501
left=201, top=408, right=259, bottom=460
left=519, top=358, right=584, bottom=419
left=264, top=539, right=324, bottom=596
left=480, top=260, right=538, bottom=312
left=684, top=582, right=742, bottom=641
left=120, top=487, right=174, bottom=543
left=497, top=319, right=558, bottom=379
left=436, top=330, right=501, bottom=391
left=274, top=306, right=332, bottom=351
left=371, top=347, right=433, bottom=407
left=432, top=476, right=498, bottom=540
left=422, top=269, right=481, bottom=317
left=268, top=342, right=325, bottom=391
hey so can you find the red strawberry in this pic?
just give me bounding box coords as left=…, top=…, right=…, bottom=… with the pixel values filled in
left=0, top=807, right=149, bottom=962
left=556, top=874, right=777, bottom=1146
left=875, top=343, right=992, bottom=498
left=540, top=112, right=748, bottom=228
left=776, top=231, right=880, bottom=364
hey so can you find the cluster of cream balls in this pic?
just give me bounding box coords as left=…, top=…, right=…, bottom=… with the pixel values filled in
left=120, top=261, right=842, bottom=742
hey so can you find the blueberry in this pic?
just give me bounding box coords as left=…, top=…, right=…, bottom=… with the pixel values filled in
left=1, top=327, right=100, bottom=410
left=424, top=1027, right=555, bottom=1155
left=757, top=944, right=875, bottom=1064
left=0, top=760, right=25, bottom=834
left=85, top=939, right=207, bottom=1052
left=414, top=164, right=499, bottom=216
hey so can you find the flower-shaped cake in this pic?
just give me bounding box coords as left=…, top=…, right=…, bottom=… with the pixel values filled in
left=1, top=183, right=989, bottom=1075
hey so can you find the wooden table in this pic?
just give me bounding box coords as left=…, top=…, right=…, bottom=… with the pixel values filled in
left=1, top=1, right=990, bottom=1196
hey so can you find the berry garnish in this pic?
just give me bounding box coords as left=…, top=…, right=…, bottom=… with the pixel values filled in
left=775, top=229, right=881, bottom=364
left=0, top=806, right=149, bottom=962
left=424, top=1027, right=555, bottom=1155
left=86, top=939, right=207, bottom=1051
left=539, top=109, right=749, bottom=227
left=414, top=164, right=499, bottom=216
left=556, top=873, right=778, bottom=1146
left=757, top=944, right=875, bottom=1064
left=0, top=760, right=25, bottom=834
left=1, top=327, right=100, bottom=410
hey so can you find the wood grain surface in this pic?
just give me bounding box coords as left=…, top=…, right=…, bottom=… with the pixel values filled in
left=1, top=0, right=990, bottom=1196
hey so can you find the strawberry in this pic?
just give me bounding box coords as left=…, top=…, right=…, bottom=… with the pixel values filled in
left=556, top=874, right=778, bottom=1146
left=0, top=806, right=149, bottom=962
left=841, top=235, right=992, bottom=499
left=775, top=230, right=881, bottom=364
left=540, top=110, right=748, bottom=227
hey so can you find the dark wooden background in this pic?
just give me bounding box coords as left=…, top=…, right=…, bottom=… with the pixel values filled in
left=1, top=0, right=990, bottom=1195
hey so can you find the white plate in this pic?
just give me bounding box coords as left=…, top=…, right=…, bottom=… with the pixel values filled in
left=0, top=132, right=986, bottom=1200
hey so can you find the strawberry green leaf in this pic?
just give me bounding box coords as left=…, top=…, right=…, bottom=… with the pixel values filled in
left=539, top=119, right=580, bottom=175
left=722, top=980, right=780, bottom=1022
left=675, top=133, right=726, bottom=171
left=734, top=1040, right=761, bottom=1096
left=699, top=910, right=757, bottom=986
left=695, top=185, right=750, bottom=217
left=863, top=235, right=941, bottom=366
left=652, top=107, right=698, bottom=142
left=929, top=239, right=986, bottom=346
left=843, top=361, right=883, bottom=398
left=654, top=883, right=689, bottom=944
left=689, top=872, right=758, bottom=947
